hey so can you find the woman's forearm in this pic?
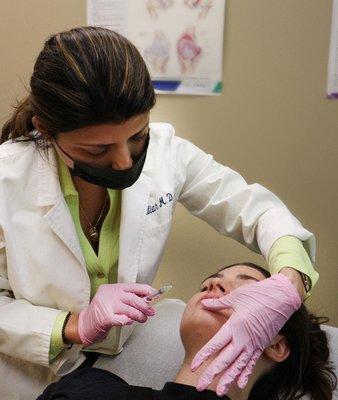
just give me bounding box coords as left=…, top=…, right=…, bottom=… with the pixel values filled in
left=279, top=267, right=306, bottom=300
left=64, top=312, right=82, bottom=344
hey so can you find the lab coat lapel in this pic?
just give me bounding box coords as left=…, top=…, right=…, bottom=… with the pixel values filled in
left=43, top=200, right=86, bottom=266
left=37, top=146, right=85, bottom=267
left=118, top=172, right=152, bottom=283
left=117, top=172, right=152, bottom=350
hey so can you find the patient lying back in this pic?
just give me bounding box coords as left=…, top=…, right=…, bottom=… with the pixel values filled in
left=37, top=263, right=337, bottom=400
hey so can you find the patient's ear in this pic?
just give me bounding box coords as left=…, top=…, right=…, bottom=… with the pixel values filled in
left=264, top=334, right=290, bottom=363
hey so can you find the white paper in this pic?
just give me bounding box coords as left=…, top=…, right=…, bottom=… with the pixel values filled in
left=87, top=0, right=128, bottom=36
left=87, top=0, right=226, bottom=95
left=327, top=0, right=338, bottom=98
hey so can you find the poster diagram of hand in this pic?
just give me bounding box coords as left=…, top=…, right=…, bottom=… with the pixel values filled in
left=184, top=0, right=213, bottom=19
left=144, top=31, right=171, bottom=73
left=147, top=0, right=174, bottom=19
left=177, top=26, right=202, bottom=74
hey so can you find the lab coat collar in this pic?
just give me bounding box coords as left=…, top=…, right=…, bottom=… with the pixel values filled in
left=36, top=145, right=86, bottom=266
left=37, top=145, right=63, bottom=207
left=118, top=173, right=152, bottom=283
left=118, top=130, right=154, bottom=283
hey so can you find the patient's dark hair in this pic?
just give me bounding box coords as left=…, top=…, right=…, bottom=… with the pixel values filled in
left=216, top=262, right=337, bottom=400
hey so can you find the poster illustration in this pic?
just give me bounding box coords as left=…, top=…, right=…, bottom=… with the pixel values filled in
left=88, top=0, right=226, bottom=95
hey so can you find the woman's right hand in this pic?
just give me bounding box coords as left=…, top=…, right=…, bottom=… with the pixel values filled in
left=78, top=283, right=157, bottom=347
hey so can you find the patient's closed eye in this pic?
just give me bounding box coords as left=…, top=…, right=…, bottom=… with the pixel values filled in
left=236, top=274, right=259, bottom=282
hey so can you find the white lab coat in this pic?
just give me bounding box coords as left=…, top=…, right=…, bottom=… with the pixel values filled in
left=0, top=122, right=315, bottom=399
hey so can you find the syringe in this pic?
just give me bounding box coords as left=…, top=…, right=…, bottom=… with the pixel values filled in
left=144, top=285, right=173, bottom=303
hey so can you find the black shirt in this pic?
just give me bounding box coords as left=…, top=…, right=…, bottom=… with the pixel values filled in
left=37, top=367, right=231, bottom=400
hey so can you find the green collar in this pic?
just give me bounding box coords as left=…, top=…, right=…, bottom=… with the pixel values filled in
left=56, top=152, right=78, bottom=197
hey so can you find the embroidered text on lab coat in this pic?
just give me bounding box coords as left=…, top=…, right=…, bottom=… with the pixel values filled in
left=146, top=193, right=173, bottom=215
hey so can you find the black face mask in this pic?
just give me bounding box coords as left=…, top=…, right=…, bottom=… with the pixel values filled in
left=54, top=135, right=149, bottom=190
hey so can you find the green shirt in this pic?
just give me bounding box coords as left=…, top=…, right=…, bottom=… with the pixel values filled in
left=49, top=154, right=121, bottom=362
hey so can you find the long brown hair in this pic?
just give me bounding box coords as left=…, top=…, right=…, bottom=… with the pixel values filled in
left=1, top=26, right=155, bottom=143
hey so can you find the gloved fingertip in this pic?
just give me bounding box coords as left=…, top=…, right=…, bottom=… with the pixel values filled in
left=237, top=380, right=244, bottom=389
left=238, top=376, right=248, bottom=389
left=198, top=376, right=213, bottom=391
left=191, top=359, right=202, bottom=371
left=217, top=386, right=229, bottom=397
left=201, top=299, right=217, bottom=307
left=196, top=383, right=207, bottom=392
left=202, top=296, right=232, bottom=309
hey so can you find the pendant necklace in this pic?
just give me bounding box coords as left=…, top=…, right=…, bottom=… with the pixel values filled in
left=79, top=193, right=109, bottom=242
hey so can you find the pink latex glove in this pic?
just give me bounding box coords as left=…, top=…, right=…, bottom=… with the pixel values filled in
left=191, top=273, right=301, bottom=396
left=78, top=283, right=156, bottom=347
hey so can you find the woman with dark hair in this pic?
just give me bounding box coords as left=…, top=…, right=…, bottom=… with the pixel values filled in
left=37, top=263, right=337, bottom=400
left=0, top=26, right=320, bottom=398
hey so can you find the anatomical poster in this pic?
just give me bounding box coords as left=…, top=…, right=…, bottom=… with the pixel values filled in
left=87, top=0, right=226, bottom=95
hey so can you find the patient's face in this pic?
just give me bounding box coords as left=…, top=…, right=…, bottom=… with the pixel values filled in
left=180, top=265, right=266, bottom=351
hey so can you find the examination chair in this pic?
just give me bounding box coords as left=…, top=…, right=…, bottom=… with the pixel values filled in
left=93, top=299, right=338, bottom=400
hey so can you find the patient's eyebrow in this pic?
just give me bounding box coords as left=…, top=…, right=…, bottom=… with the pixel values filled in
left=235, top=274, right=259, bottom=282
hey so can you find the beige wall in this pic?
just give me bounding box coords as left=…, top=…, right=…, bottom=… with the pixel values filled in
left=0, top=0, right=337, bottom=325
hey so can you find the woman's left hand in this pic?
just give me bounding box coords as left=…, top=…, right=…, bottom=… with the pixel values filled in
left=191, top=274, right=301, bottom=396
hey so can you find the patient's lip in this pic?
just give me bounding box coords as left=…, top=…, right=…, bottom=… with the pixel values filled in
left=200, top=293, right=222, bottom=302
left=198, top=293, right=232, bottom=317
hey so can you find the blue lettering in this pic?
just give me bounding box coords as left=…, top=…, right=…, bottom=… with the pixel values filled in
left=146, top=193, right=173, bottom=215
left=159, top=196, right=167, bottom=207
left=146, top=204, right=159, bottom=215
left=166, top=193, right=173, bottom=202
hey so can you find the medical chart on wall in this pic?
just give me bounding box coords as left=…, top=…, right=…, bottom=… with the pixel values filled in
left=87, top=0, right=226, bottom=95
left=327, top=0, right=338, bottom=98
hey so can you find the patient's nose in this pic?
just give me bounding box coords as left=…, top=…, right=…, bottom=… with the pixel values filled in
left=207, top=279, right=226, bottom=296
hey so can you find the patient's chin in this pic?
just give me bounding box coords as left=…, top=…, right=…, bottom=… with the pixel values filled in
left=180, top=292, right=234, bottom=353
left=180, top=302, right=226, bottom=349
